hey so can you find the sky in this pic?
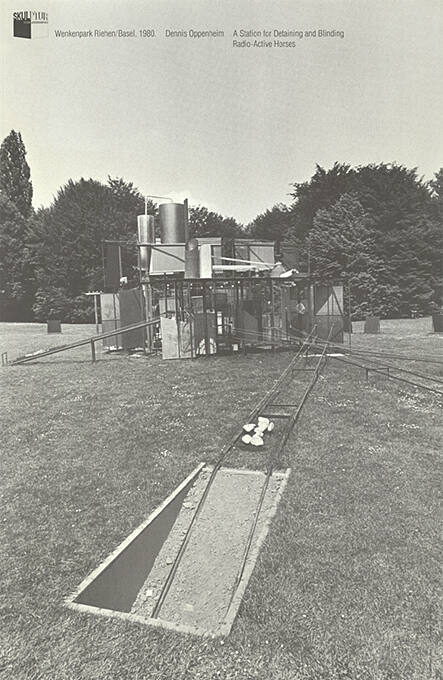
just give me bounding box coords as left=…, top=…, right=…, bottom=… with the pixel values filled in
left=1, top=0, right=442, bottom=224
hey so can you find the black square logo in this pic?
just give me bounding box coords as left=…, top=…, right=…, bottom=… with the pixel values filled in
left=13, top=17, right=31, bottom=38
left=13, top=11, right=48, bottom=39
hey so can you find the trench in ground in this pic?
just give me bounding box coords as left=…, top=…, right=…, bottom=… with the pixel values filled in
left=67, top=464, right=289, bottom=636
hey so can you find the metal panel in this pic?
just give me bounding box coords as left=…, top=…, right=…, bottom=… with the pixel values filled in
left=248, top=244, right=275, bottom=265
left=279, top=244, right=299, bottom=269
left=178, top=320, right=193, bottom=358
left=193, top=312, right=217, bottom=355
left=159, top=297, right=177, bottom=315
left=104, top=244, right=122, bottom=292
left=119, top=289, right=145, bottom=350
left=331, top=285, right=344, bottom=316
left=234, top=244, right=249, bottom=262
left=314, top=284, right=344, bottom=316
left=102, top=320, right=122, bottom=349
left=236, top=300, right=261, bottom=340
left=100, top=293, right=120, bottom=322
left=262, top=313, right=273, bottom=342
left=199, top=244, right=212, bottom=278
left=161, top=316, right=180, bottom=360
left=191, top=296, right=204, bottom=313
left=160, top=316, right=194, bottom=360
left=150, top=245, right=185, bottom=275
left=185, top=239, right=199, bottom=279
left=212, top=245, right=223, bottom=266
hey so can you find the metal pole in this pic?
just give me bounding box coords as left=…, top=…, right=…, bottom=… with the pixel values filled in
left=101, top=243, right=106, bottom=291
left=163, top=273, right=168, bottom=316
left=348, top=281, right=352, bottom=351
left=189, top=282, right=195, bottom=358
left=93, top=295, right=99, bottom=335
left=270, top=279, right=275, bottom=352
left=112, top=293, right=119, bottom=349
left=184, top=198, right=189, bottom=242
left=307, top=237, right=311, bottom=278
left=91, top=339, right=96, bottom=363
left=202, top=281, right=210, bottom=356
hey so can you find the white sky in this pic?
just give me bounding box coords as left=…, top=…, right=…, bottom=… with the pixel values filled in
left=1, top=0, right=442, bottom=224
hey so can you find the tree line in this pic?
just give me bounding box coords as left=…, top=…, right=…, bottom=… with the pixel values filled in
left=0, top=129, right=442, bottom=322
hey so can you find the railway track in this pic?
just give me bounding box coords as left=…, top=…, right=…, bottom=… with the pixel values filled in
left=150, top=326, right=332, bottom=621
left=287, top=332, right=443, bottom=396
left=238, top=326, right=443, bottom=397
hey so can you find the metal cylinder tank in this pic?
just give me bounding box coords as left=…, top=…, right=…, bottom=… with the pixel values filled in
left=159, top=203, right=186, bottom=243
left=137, top=215, right=155, bottom=243
left=137, top=215, right=155, bottom=271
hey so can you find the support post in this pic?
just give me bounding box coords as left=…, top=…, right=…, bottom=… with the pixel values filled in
left=270, top=280, right=275, bottom=353
left=93, top=294, right=99, bottom=335
left=202, top=281, right=210, bottom=357
left=163, top=273, right=168, bottom=316
left=348, top=281, right=352, bottom=351
left=91, top=339, right=96, bottom=363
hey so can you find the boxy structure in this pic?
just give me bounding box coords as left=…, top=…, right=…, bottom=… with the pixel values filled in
left=98, top=199, right=345, bottom=358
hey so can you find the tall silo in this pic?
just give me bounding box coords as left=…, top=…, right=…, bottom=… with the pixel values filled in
left=137, top=215, right=155, bottom=271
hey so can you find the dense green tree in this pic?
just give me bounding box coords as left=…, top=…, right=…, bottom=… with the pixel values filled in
left=188, top=205, right=243, bottom=239
left=430, top=168, right=443, bottom=218
left=283, top=162, right=441, bottom=316
left=309, top=191, right=441, bottom=318
left=107, top=176, right=156, bottom=285
left=0, top=194, right=35, bottom=320
left=0, top=130, right=33, bottom=217
left=387, top=215, right=442, bottom=314
left=310, top=194, right=397, bottom=318
left=289, top=163, right=355, bottom=240
left=30, top=177, right=151, bottom=322
left=429, top=169, right=443, bottom=307
left=247, top=204, right=293, bottom=242
left=352, top=166, right=441, bottom=315
left=107, top=176, right=154, bottom=237
left=288, top=162, right=435, bottom=239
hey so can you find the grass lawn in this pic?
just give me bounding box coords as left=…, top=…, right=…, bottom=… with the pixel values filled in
left=0, top=319, right=441, bottom=679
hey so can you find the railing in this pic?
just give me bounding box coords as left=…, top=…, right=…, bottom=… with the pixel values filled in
left=8, top=318, right=160, bottom=365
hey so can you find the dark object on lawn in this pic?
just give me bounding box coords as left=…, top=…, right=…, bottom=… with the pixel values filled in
left=343, top=317, right=352, bottom=333
left=432, top=312, right=443, bottom=333
left=364, top=316, right=380, bottom=334
left=47, top=320, right=61, bottom=334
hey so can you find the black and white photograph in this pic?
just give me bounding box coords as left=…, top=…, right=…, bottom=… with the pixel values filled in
left=1, top=1, right=442, bottom=678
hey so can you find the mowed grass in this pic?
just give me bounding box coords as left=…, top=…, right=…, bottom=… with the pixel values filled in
left=0, top=319, right=441, bottom=680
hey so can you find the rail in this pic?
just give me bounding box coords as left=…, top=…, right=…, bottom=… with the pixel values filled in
left=150, top=327, right=318, bottom=617
left=7, top=318, right=160, bottom=365
left=226, top=326, right=332, bottom=613
left=151, top=326, right=322, bottom=620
